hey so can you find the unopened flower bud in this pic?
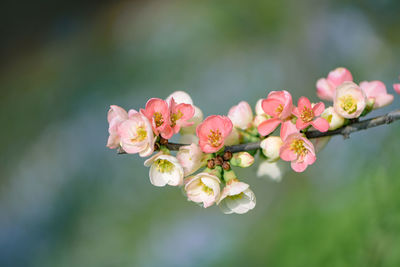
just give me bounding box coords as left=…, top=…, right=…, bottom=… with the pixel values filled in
left=321, top=106, right=345, bottom=130
left=230, top=152, right=254, bottom=168
left=222, top=161, right=231, bottom=171
left=159, top=137, right=168, bottom=145
left=207, top=159, right=215, bottom=169
left=214, top=156, right=224, bottom=166
left=223, top=151, right=233, bottom=161
left=260, top=136, right=283, bottom=162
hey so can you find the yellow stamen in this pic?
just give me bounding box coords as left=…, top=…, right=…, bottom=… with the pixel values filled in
left=339, top=95, right=357, bottom=114
left=154, top=112, right=164, bottom=128
left=230, top=192, right=244, bottom=200
left=171, top=110, right=183, bottom=127
left=155, top=159, right=174, bottom=173
left=290, top=139, right=308, bottom=157
left=202, top=183, right=214, bottom=195
left=208, top=129, right=222, bottom=147
left=130, top=126, right=147, bottom=142
left=300, top=107, right=314, bottom=122
left=275, top=104, right=284, bottom=115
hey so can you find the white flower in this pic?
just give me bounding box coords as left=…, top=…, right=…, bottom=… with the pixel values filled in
left=176, top=143, right=203, bottom=176
left=184, top=172, right=221, bottom=208
left=144, top=152, right=184, bottom=187
left=166, top=91, right=194, bottom=105
left=218, top=180, right=256, bottom=214
left=228, top=101, right=253, bottom=130
left=257, top=161, right=284, bottom=182
left=253, top=99, right=272, bottom=127
left=260, top=136, right=283, bottom=162
left=255, top=99, right=265, bottom=115
left=321, top=106, right=345, bottom=130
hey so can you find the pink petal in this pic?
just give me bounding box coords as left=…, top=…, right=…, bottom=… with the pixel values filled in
left=297, top=96, right=311, bottom=110
left=280, top=121, right=299, bottom=140
left=296, top=119, right=310, bottom=131
left=373, top=94, right=394, bottom=109
left=304, top=152, right=316, bottom=165
left=262, top=98, right=282, bottom=117
left=312, top=102, right=325, bottom=116
left=291, top=161, right=308, bottom=172
left=316, top=78, right=335, bottom=101
left=279, top=144, right=297, bottom=161
left=311, top=117, right=329, bottom=132
left=394, top=84, right=400, bottom=94
left=257, top=118, right=281, bottom=136
left=327, top=67, right=353, bottom=87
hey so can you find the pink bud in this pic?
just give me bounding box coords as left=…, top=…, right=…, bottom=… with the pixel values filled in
left=228, top=101, right=253, bottom=130
left=393, top=84, right=400, bottom=95
left=360, top=81, right=394, bottom=109
left=316, top=67, right=353, bottom=101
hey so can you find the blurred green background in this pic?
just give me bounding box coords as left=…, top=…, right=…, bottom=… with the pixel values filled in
left=1, top=0, right=400, bottom=266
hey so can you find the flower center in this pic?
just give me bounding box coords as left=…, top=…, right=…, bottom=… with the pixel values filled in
left=275, top=104, right=284, bottom=115
left=171, top=110, right=183, bottom=127
left=130, top=126, right=147, bottom=142
left=155, top=159, right=174, bottom=173
left=202, top=183, right=214, bottom=195
left=290, top=139, right=308, bottom=157
left=339, top=95, right=357, bottom=114
left=208, top=129, right=222, bottom=147
left=229, top=192, right=244, bottom=201
left=153, top=112, right=164, bottom=128
left=300, top=107, right=314, bottom=122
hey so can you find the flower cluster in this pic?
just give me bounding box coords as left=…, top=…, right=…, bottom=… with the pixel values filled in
left=107, top=68, right=398, bottom=214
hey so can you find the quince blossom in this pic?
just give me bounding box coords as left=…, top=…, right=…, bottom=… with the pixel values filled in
left=141, top=98, right=173, bottom=139
left=117, top=110, right=155, bottom=157
left=359, top=81, right=394, bottom=109
left=107, top=105, right=129, bottom=149
left=184, top=172, right=221, bottom=208
left=333, top=81, right=366, bottom=119
left=218, top=179, right=256, bottom=214
left=196, top=115, right=233, bottom=153
left=258, top=90, right=294, bottom=137
left=228, top=101, right=253, bottom=130
left=292, top=97, right=329, bottom=132
left=176, top=143, right=203, bottom=176
left=316, top=67, right=353, bottom=101
left=144, top=152, right=184, bottom=187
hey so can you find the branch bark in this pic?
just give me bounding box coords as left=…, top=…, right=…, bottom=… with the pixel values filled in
left=118, top=109, right=400, bottom=154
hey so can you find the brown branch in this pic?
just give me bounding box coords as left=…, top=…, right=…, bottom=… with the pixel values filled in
left=118, top=109, right=400, bottom=154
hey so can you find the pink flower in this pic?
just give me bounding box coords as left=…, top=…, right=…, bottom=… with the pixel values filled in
left=316, top=67, right=353, bottom=101
left=118, top=112, right=155, bottom=157
left=257, top=90, right=293, bottom=136
left=280, top=133, right=316, bottom=172
left=228, top=101, right=253, bottom=130
left=106, top=105, right=128, bottom=149
left=168, top=97, right=195, bottom=134
left=360, top=81, right=394, bottom=109
left=333, top=81, right=366, bottom=119
left=292, top=97, right=329, bottom=132
left=394, top=84, right=400, bottom=94
left=141, top=98, right=173, bottom=139
left=196, top=115, right=233, bottom=153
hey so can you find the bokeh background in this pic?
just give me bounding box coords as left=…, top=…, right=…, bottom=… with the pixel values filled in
left=1, top=0, right=400, bottom=266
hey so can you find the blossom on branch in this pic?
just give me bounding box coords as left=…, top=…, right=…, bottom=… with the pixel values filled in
left=228, top=101, right=253, bottom=130
left=184, top=172, right=221, bottom=208
left=333, top=81, right=366, bottom=119
left=196, top=115, right=233, bottom=153
left=360, top=81, right=394, bottom=109
left=292, top=97, right=329, bottom=132
left=218, top=179, right=256, bottom=214
left=316, top=67, right=353, bottom=101
left=144, top=152, right=184, bottom=187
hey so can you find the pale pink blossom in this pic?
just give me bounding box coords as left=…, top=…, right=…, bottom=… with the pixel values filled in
left=258, top=90, right=294, bottom=136
left=292, top=97, right=329, bottom=132
left=359, top=81, right=394, bottom=109
left=196, top=115, right=233, bottom=153
left=333, top=81, right=366, bottom=119
left=107, top=105, right=129, bottom=149
left=217, top=180, right=256, bottom=214
left=144, top=152, right=184, bottom=187
left=168, top=97, right=195, bottom=134
left=184, top=172, right=221, bottom=208
left=228, top=101, right=253, bottom=130
left=176, top=143, right=203, bottom=176
left=118, top=112, right=155, bottom=157
left=141, top=98, right=173, bottom=139
left=280, top=133, right=316, bottom=172
left=316, top=67, right=353, bottom=101
left=253, top=99, right=272, bottom=127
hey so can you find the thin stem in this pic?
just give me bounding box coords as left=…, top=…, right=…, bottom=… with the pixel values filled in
left=118, top=109, right=400, bottom=154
